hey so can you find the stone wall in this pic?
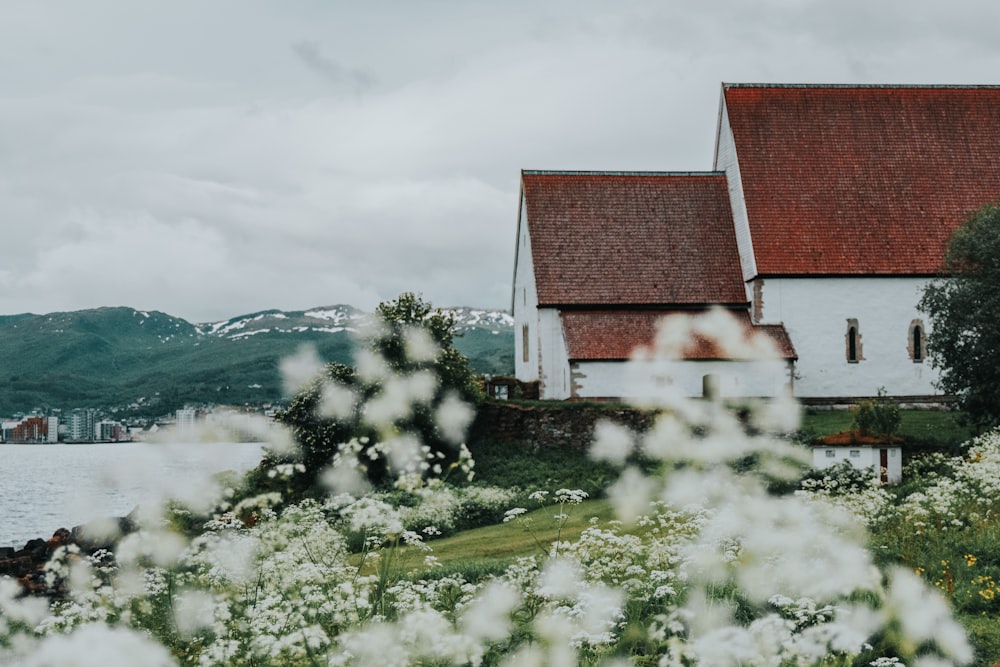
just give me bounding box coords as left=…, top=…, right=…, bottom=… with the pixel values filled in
left=469, top=400, right=656, bottom=451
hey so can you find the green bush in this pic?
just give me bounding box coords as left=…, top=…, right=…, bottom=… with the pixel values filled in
left=852, top=388, right=901, bottom=438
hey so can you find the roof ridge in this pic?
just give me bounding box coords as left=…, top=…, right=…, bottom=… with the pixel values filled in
left=521, top=169, right=724, bottom=177
left=723, top=82, right=1000, bottom=90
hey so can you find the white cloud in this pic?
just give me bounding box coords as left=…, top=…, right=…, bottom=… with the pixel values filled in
left=1, top=0, right=999, bottom=321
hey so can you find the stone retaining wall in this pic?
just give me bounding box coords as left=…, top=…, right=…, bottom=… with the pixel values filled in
left=469, top=400, right=656, bottom=450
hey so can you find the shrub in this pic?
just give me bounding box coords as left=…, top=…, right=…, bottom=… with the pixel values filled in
left=852, top=387, right=901, bottom=438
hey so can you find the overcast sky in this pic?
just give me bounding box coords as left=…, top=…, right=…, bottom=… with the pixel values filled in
left=2, top=1, right=999, bottom=323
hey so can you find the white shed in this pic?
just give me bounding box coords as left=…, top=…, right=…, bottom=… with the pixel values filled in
left=811, top=441, right=903, bottom=485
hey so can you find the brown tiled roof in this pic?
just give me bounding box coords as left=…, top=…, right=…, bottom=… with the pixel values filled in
left=521, top=171, right=747, bottom=306
left=721, top=84, right=1000, bottom=276
left=561, top=309, right=797, bottom=361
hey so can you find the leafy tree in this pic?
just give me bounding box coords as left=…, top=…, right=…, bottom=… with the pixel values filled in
left=919, top=200, right=1000, bottom=427
left=275, top=293, right=481, bottom=489
left=371, top=292, right=481, bottom=400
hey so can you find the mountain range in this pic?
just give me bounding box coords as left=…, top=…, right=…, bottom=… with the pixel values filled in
left=0, top=306, right=514, bottom=417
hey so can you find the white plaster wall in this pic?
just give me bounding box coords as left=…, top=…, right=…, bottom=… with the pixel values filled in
left=758, top=277, right=938, bottom=398
left=538, top=309, right=571, bottom=399
left=812, top=445, right=902, bottom=484
left=570, top=358, right=793, bottom=400
left=512, top=196, right=540, bottom=383
left=713, top=94, right=757, bottom=287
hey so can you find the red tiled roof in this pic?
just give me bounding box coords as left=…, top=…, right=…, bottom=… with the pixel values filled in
left=521, top=171, right=747, bottom=306
left=561, top=309, right=797, bottom=361
left=722, top=84, right=1000, bottom=276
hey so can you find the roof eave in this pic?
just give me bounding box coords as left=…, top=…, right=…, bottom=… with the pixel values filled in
left=538, top=302, right=752, bottom=311
left=510, top=177, right=527, bottom=315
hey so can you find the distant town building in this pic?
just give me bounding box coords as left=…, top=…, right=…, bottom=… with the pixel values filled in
left=66, top=409, right=97, bottom=442
left=4, top=416, right=58, bottom=444
left=96, top=420, right=128, bottom=442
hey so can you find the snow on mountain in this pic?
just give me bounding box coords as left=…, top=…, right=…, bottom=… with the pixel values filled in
left=198, top=306, right=367, bottom=340
left=442, top=307, right=515, bottom=333
left=194, top=305, right=511, bottom=342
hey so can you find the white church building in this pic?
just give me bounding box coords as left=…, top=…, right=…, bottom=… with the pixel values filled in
left=513, top=84, right=1000, bottom=401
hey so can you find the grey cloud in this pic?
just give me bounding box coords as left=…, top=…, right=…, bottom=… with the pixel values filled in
left=3, top=0, right=1000, bottom=322
left=291, top=40, right=374, bottom=90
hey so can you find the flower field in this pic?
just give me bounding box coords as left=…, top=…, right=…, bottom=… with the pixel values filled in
left=0, top=313, right=996, bottom=666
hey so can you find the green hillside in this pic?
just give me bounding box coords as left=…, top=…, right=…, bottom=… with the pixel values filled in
left=0, top=306, right=513, bottom=416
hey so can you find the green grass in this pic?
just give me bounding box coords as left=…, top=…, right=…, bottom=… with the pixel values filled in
left=427, top=498, right=613, bottom=564
left=801, top=408, right=976, bottom=454
left=960, top=613, right=1000, bottom=667
left=355, top=499, right=615, bottom=580
left=467, top=439, right=621, bottom=498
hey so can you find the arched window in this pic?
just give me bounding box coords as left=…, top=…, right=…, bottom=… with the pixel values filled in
left=846, top=318, right=862, bottom=363
left=909, top=319, right=925, bottom=363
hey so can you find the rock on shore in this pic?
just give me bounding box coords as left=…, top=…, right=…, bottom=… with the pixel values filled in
left=0, top=512, right=137, bottom=596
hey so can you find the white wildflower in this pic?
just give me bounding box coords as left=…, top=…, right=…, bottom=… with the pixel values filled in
left=355, top=347, right=393, bottom=384
left=884, top=568, right=973, bottom=664
left=460, top=581, right=521, bottom=642
left=606, top=465, right=657, bottom=525
left=320, top=459, right=372, bottom=497
left=172, top=589, right=218, bottom=638
left=537, top=558, right=583, bottom=599
left=403, top=326, right=439, bottom=362
left=318, top=382, right=358, bottom=420
left=22, top=623, right=177, bottom=667
left=503, top=507, right=527, bottom=523
left=279, top=343, right=323, bottom=395
left=590, top=420, right=635, bottom=465
left=435, top=392, right=475, bottom=445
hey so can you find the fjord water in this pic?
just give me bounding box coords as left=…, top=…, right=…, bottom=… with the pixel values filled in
left=0, top=442, right=265, bottom=548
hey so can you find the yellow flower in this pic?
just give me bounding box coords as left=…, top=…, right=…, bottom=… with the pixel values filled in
left=964, top=553, right=977, bottom=567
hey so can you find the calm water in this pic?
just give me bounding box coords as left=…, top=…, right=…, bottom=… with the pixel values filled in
left=0, top=442, right=265, bottom=548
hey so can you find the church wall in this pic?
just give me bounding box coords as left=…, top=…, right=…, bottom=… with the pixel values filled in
left=714, top=95, right=757, bottom=288
left=512, top=196, right=540, bottom=383
left=757, top=277, right=937, bottom=398
left=538, top=308, right=571, bottom=399
left=569, top=358, right=793, bottom=400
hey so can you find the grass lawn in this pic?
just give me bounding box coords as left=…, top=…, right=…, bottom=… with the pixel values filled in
left=354, top=499, right=615, bottom=580
left=427, top=498, right=614, bottom=563
left=800, top=408, right=975, bottom=453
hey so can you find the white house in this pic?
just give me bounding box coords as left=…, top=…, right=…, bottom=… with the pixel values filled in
left=811, top=442, right=903, bottom=485
left=514, top=84, right=1000, bottom=402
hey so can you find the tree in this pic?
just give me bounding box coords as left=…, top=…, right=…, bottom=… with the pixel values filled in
left=275, top=293, right=481, bottom=489
left=371, top=292, right=481, bottom=400
left=919, top=200, right=1000, bottom=427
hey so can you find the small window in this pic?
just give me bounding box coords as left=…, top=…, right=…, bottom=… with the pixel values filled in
left=846, top=319, right=862, bottom=363
left=850, top=450, right=860, bottom=458
left=521, top=324, right=529, bottom=363
left=909, top=319, right=925, bottom=363
left=825, top=449, right=836, bottom=458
